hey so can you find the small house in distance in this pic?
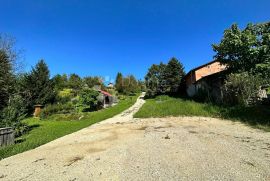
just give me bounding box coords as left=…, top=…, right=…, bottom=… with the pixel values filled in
left=184, top=60, right=227, bottom=100
left=107, top=82, right=114, bottom=89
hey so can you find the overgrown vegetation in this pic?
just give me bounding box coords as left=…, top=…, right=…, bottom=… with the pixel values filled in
left=134, top=95, right=270, bottom=131
left=78, top=88, right=102, bottom=111
left=222, top=73, right=264, bottom=106
left=214, top=22, right=270, bottom=105
left=0, top=34, right=142, bottom=145
left=0, top=95, right=138, bottom=159
left=40, top=103, right=75, bottom=119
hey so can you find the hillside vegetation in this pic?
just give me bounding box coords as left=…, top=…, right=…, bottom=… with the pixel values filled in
left=0, top=95, right=138, bottom=160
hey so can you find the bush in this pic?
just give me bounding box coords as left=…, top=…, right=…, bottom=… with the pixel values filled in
left=222, top=72, right=263, bottom=106
left=40, top=103, right=75, bottom=119
left=117, top=95, right=125, bottom=100
left=145, top=89, right=157, bottom=99
left=55, top=88, right=76, bottom=104
left=79, top=88, right=102, bottom=111
left=0, top=95, right=29, bottom=137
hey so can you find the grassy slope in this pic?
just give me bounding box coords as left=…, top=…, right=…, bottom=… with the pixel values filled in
left=134, top=95, right=270, bottom=131
left=0, top=95, right=138, bottom=160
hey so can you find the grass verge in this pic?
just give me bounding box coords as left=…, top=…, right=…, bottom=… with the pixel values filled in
left=134, top=95, right=270, bottom=131
left=0, top=95, right=138, bottom=160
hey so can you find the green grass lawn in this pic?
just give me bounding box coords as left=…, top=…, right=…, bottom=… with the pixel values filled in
left=134, top=95, right=270, bottom=131
left=0, top=95, right=138, bottom=160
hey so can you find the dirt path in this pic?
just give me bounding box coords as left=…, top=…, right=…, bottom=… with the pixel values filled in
left=1, top=94, right=270, bottom=181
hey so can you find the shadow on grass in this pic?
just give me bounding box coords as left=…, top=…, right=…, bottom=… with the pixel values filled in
left=219, top=105, right=270, bottom=129
left=28, top=124, right=40, bottom=130
left=173, top=94, right=270, bottom=128
left=15, top=138, right=26, bottom=144
left=14, top=124, right=41, bottom=144
left=144, top=94, right=270, bottom=131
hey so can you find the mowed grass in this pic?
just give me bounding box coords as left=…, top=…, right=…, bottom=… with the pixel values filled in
left=134, top=95, right=270, bottom=131
left=0, top=95, right=138, bottom=160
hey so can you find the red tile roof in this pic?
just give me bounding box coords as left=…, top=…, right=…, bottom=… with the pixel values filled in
left=100, top=90, right=112, bottom=97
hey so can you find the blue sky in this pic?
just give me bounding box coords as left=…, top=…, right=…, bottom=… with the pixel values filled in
left=0, top=0, right=269, bottom=80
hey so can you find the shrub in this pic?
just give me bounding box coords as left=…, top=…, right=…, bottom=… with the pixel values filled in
left=56, top=88, right=75, bottom=104
left=79, top=88, right=102, bottom=111
left=117, top=94, right=127, bottom=100
left=0, top=95, right=29, bottom=137
left=222, top=72, right=263, bottom=106
left=40, top=103, right=75, bottom=119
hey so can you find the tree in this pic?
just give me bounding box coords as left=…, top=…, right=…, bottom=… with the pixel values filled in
left=138, top=80, right=146, bottom=92
left=20, top=60, right=56, bottom=112
left=122, top=75, right=139, bottom=95
left=0, top=94, right=27, bottom=136
left=145, top=64, right=162, bottom=96
left=0, top=50, right=14, bottom=110
left=156, top=62, right=168, bottom=94
left=52, top=74, right=68, bottom=91
left=0, top=34, right=23, bottom=73
left=212, top=22, right=270, bottom=77
left=79, top=88, right=101, bottom=111
left=83, top=76, right=103, bottom=89
left=164, top=57, right=185, bottom=94
left=68, top=73, right=82, bottom=92
left=145, top=58, right=185, bottom=97
left=115, top=72, right=124, bottom=93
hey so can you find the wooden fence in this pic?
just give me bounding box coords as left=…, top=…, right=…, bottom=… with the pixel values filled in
left=0, top=127, right=14, bottom=147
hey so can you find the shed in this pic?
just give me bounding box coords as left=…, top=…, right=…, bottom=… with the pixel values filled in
left=99, top=90, right=114, bottom=108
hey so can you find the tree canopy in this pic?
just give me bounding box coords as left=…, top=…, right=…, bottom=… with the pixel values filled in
left=145, top=57, right=185, bottom=97
left=212, top=22, right=270, bottom=79
left=19, top=60, right=56, bottom=111
left=115, top=72, right=124, bottom=93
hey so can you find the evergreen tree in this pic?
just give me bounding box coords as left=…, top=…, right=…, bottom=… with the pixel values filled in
left=21, top=60, right=56, bottom=111
left=164, top=57, right=185, bottom=94
left=0, top=50, right=14, bottom=110
left=115, top=72, right=124, bottom=93
left=145, top=64, right=161, bottom=97
left=158, top=62, right=168, bottom=94
left=145, top=58, right=186, bottom=97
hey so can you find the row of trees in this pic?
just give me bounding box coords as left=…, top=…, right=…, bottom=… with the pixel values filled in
left=115, top=73, right=145, bottom=95
left=52, top=74, right=105, bottom=93
left=0, top=54, right=56, bottom=133
left=144, top=57, right=185, bottom=97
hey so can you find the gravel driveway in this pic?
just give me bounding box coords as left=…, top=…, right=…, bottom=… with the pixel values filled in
left=0, top=94, right=270, bottom=181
